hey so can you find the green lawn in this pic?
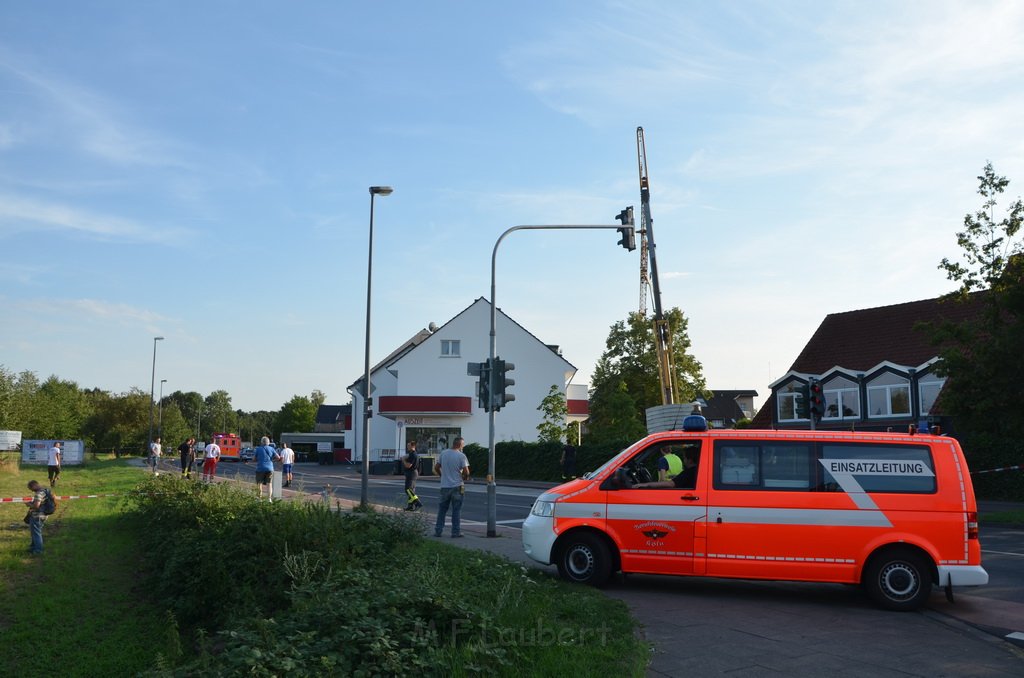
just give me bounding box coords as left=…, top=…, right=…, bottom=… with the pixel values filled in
left=981, top=509, right=1024, bottom=525
left=0, top=457, right=167, bottom=675
left=1, top=459, right=648, bottom=677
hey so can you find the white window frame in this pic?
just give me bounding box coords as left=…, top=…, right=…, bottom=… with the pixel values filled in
left=866, top=373, right=911, bottom=418
left=776, top=382, right=808, bottom=422
left=440, top=339, right=461, bottom=357
left=918, top=377, right=946, bottom=415
left=823, top=387, right=860, bottom=420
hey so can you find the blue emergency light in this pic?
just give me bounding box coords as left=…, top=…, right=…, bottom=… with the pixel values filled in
left=682, top=415, right=708, bottom=432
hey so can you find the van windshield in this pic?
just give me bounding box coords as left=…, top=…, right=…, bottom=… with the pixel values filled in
left=583, top=446, right=634, bottom=479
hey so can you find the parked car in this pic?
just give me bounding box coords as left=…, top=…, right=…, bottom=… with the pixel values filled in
left=239, top=447, right=255, bottom=462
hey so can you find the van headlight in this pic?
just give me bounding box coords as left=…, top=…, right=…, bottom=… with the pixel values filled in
left=531, top=500, right=555, bottom=517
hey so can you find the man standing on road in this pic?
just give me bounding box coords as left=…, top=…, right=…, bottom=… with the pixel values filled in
left=202, top=439, right=221, bottom=483
left=149, top=437, right=162, bottom=476
left=178, top=437, right=196, bottom=479
left=433, top=437, right=470, bottom=537
left=279, top=442, right=295, bottom=488
left=403, top=440, right=422, bottom=511
left=254, top=436, right=281, bottom=501
left=47, top=441, right=62, bottom=488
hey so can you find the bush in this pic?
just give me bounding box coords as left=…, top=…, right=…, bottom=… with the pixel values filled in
left=961, top=435, right=1024, bottom=500
left=145, top=547, right=642, bottom=678
left=123, top=476, right=423, bottom=629
left=463, top=439, right=632, bottom=483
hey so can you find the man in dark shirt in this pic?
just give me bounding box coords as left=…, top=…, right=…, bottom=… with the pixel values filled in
left=179, top=437, right=196, bottom=479
left=560, top=443, right=577, bottom=480
left=403, top=440, right=422, bottom=511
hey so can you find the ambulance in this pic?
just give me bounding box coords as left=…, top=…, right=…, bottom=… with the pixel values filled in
left=522, top=416, right=988, bottom=610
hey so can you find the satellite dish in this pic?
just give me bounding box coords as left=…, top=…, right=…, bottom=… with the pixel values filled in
left=428, top=322, right=438, bottom=332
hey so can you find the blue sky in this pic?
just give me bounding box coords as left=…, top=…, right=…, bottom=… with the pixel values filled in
left=2, top=1, right=1023, bottom=412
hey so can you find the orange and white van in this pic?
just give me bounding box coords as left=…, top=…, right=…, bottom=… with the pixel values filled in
left=522, top=417, right=987, bottom=610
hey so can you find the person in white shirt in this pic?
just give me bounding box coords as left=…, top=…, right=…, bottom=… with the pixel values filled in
left=47, top=442, right=62, bottom=487
left=202, top=441, right=221, bottom=483
left=280, top=443, right=295, bottom=487
left=149, top=437, right=162, bottom=476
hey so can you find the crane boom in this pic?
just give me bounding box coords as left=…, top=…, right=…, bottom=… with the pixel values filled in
left=637, top=127, right=677, bottom=406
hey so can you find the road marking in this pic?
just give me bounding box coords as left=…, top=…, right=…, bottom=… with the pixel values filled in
left=980, top=549, right=1024, bottom=557
left=1007, top=632, right=1024, bottom=641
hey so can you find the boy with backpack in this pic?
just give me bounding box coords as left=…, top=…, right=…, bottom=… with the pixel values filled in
left=26, top=480, right=56, bottom=555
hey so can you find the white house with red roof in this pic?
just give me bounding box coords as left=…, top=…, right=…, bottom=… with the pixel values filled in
left=347, top=298, right=589, bottom=462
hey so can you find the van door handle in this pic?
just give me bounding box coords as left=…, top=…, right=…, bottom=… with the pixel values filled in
left=681, top=495, right=699, bottom=502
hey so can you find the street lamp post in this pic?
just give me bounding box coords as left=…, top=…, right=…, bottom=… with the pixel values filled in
left=158, top=379, right=167, bottom=440
left=147, top=336, right=165, bottom=458
left=360, top=185, right=393, bottom=507
left=485, top=222, right=633, bottom=536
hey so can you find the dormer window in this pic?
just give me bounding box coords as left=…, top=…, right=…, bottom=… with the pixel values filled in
left=823, top=376, right=860, bottom=420
left=867, top=372, right=911, bottom=418
left=440, top=339, right=461, bottom=357
left=777, top=381, right=808, bottom=422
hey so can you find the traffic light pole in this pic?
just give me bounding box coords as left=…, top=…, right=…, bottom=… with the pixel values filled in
left=486, top=222, right=633, bottom=537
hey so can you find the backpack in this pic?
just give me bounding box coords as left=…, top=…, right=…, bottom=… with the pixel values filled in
left=42, top=489, right=57, bottom=515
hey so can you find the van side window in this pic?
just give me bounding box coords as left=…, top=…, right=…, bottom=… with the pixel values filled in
left=714, top=442, right=814, bottom=490
left=819, top=444, right=936, bottom=494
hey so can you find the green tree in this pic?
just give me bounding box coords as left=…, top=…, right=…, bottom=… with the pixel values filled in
left=204, top=390, right=236, bottom=435
left=925, top=163, right=1023, bottom=498
left=36, top=376, right=92, bottom=439
left=83, top=388, right=150, bottom=455
left=275, top=395, right=316, bottom=440
left=166, top=391, right=204, bottom=438
left=588, top=377, right=647, bottom=444
left=0, top=369, right=42, bottom=435
left=536, top=385, right=568, bottom=443
left=310, top=389, right=327, bottom=411
left=158, top=401, right=192, bottom=449
left=0, top=365, right=17, bottom=430
left=588, top=308, right=707, bottom=442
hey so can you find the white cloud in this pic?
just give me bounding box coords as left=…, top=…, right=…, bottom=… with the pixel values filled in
left=0, top=194, right=190, bottom=244
left=10, top=296, right=172, bottom=332
left=0, top=49, right=192, bottom=169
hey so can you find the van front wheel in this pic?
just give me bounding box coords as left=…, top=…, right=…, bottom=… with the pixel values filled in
left=863, top=549, right=933, bottom=611
left=556, top=533, right=612, bottom=587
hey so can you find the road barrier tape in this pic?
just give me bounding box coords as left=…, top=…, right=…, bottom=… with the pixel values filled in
left=1, top=493, right=119, bottom=503
left=971, top=464, right=1024, bottom=475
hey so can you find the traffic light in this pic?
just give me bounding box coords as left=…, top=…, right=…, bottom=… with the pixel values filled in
left=616, top=206, right=636, bottom=251
left=493, top=357, right=516, bottom=410
left=477, top=361, right=492, bottom=412
left=809, top=379, right=826, bottom=423
left=794, top=383, right=810, bottom=420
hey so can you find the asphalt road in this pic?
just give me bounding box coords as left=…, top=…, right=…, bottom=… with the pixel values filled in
left=284, top=463, right=538, bottom=527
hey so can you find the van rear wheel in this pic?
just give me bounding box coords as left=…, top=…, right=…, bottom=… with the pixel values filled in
left=556, top=533, right=612, bottom=587
left=863, top=548, right=932, bottom=611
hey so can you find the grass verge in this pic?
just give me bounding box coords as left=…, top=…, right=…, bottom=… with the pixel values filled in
left=2, top=463, right=647, bottom=676
left=981, top=509, right=1024, bottom=525
left=0, top=457, right=167, bottom=675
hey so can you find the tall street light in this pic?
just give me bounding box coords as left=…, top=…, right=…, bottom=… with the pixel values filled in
left=360, top=185, right=393, bottom=507
left=158, top=379, right=167, bottom=440
left=147, top=336, right=165, bottom=456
